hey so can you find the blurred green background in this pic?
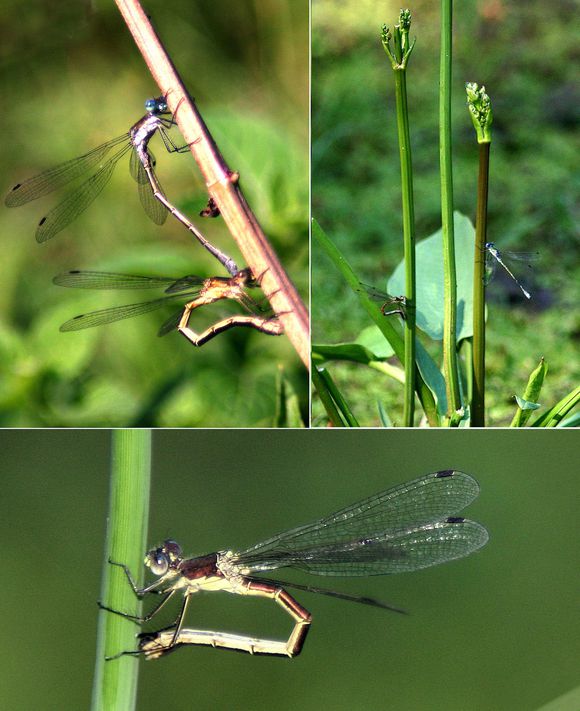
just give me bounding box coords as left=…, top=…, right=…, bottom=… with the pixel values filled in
left=0, top=0, right=308, bottom=427
left=312, top=0, right=579, bottom=426
left=1, top=428, right=579, bottom=710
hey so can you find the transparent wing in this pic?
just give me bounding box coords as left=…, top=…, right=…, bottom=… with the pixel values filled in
left=355, top=282, right=407, bottom=317
left=59, top=293, right=189, bottom=332
left=484, top=250, right=498, bottom=285
left=129, top=147, right=148, bottom=184
left=238, top=519, right=488, bottom=576
left=5, top=133, right=129, bottom=207
left=164, top=275, right=208, bottom=294
left=36, top=143, right=131, bottom=242
left=131, top=149, right=168, bottom=226
left=158, top=309, right=186, bottom=336
left=356, top=282, right=391, bottom=301
left=501, top=250, right=540, bottom=264
left=235, top=471, right=484, bottom=573
left=53, top=271, right=182, bottom=290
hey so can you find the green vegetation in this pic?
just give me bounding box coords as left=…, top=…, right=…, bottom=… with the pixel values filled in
left=312, top=0, right=579, bottom=426
left=92, top=430, right=151, bottom=711
left=0, top=0, right=308, bottom=426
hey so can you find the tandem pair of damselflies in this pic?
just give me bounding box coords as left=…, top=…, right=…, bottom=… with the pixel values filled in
left=5, top=97, right=238, bottom=275
left=100, top=470, right=488, bottom=660
left=54, top=268, right=283, bottom=346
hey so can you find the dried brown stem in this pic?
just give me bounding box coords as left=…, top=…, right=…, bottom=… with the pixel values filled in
left=114, top=0, right=309, bottom=367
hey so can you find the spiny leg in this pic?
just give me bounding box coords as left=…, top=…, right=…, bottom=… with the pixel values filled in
left=98, top=589, right=176, bottom=625
left=117, top=583, right=312, bottom=660
left=98, top=558, right=175, bottom=624
left=103, top=592, right=193, bottom=661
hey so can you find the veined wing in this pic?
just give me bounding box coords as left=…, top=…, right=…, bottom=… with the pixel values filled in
left=53, top=271, right=183, bottom=290
left=500, top=250, right=540, bottom=263
left=236, top=517, right=488, bottom=576
left=5, top=133, right=129, bottom=207
left=236, top=471, right=483, bottom=568
left=36, top=143, right=131, bottom=242
left=164, top=275, right=209, bottom=294
left=59, top=292, right=194, bottom=332
left=131, top=149, right=168, bottom=226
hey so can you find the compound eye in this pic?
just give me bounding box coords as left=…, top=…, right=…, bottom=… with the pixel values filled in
left=147, top=550, right=169, bottom=576
left=163, top=540, right=182, bottom=558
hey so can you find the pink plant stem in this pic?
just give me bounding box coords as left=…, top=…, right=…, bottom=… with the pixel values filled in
left=114, top=0, right=309, bottom=367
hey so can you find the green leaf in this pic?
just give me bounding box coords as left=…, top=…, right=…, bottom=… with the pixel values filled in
left=311, top=366, right=359, bottom=427
left=534, top=682, right=580, bottom=711
left=515, top=396, right=541, bottom=411
left=206, top=110, right=308, bottom=239
left=415, top=344, right=447, bottom=418
left=377, top=400, right=393, bottom=427
left=560, top=412, right=580, bottom=427
left=531, top=385, right=580, bottom=427
left=355, top=324, right=396, bottom=358
left=273, top=367, right=306, bottom=428
left=313, top=342, right=383, bottom=365
left=388, top=212, right=476, bottom=341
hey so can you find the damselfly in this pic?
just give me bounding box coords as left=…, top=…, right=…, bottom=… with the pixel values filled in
left=357, top=283, right=408, bottom=320
left=5, top=98, right=237, bottom=274
left=484, top=242, right=539, bottom=300
left=101, top=470, right=488, bottom=660
left=53, top=268, right=282, bottom=346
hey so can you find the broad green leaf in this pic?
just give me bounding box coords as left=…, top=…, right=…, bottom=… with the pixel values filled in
left=355, top=325, right=396, bottom=358
left=388, top=211, right=476, bottom=341
left=312, top=342, right=381, bottom=365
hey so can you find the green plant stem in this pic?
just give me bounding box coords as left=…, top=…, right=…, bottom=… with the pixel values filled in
left=91, top=430, right=152, bottom=711
left=472, top=142, right=490, bottom=426
left=439, top=0, right=461, bottom=417
left=393, top=67, right=417, bottom=427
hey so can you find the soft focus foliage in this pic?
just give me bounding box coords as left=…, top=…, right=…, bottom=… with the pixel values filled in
left=0, top=0, right=308, bottom=426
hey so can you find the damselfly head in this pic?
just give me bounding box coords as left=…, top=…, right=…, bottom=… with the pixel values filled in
left=145, top=97, right=169, bottom=115
left=145, top=539, right=183, bottom=576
